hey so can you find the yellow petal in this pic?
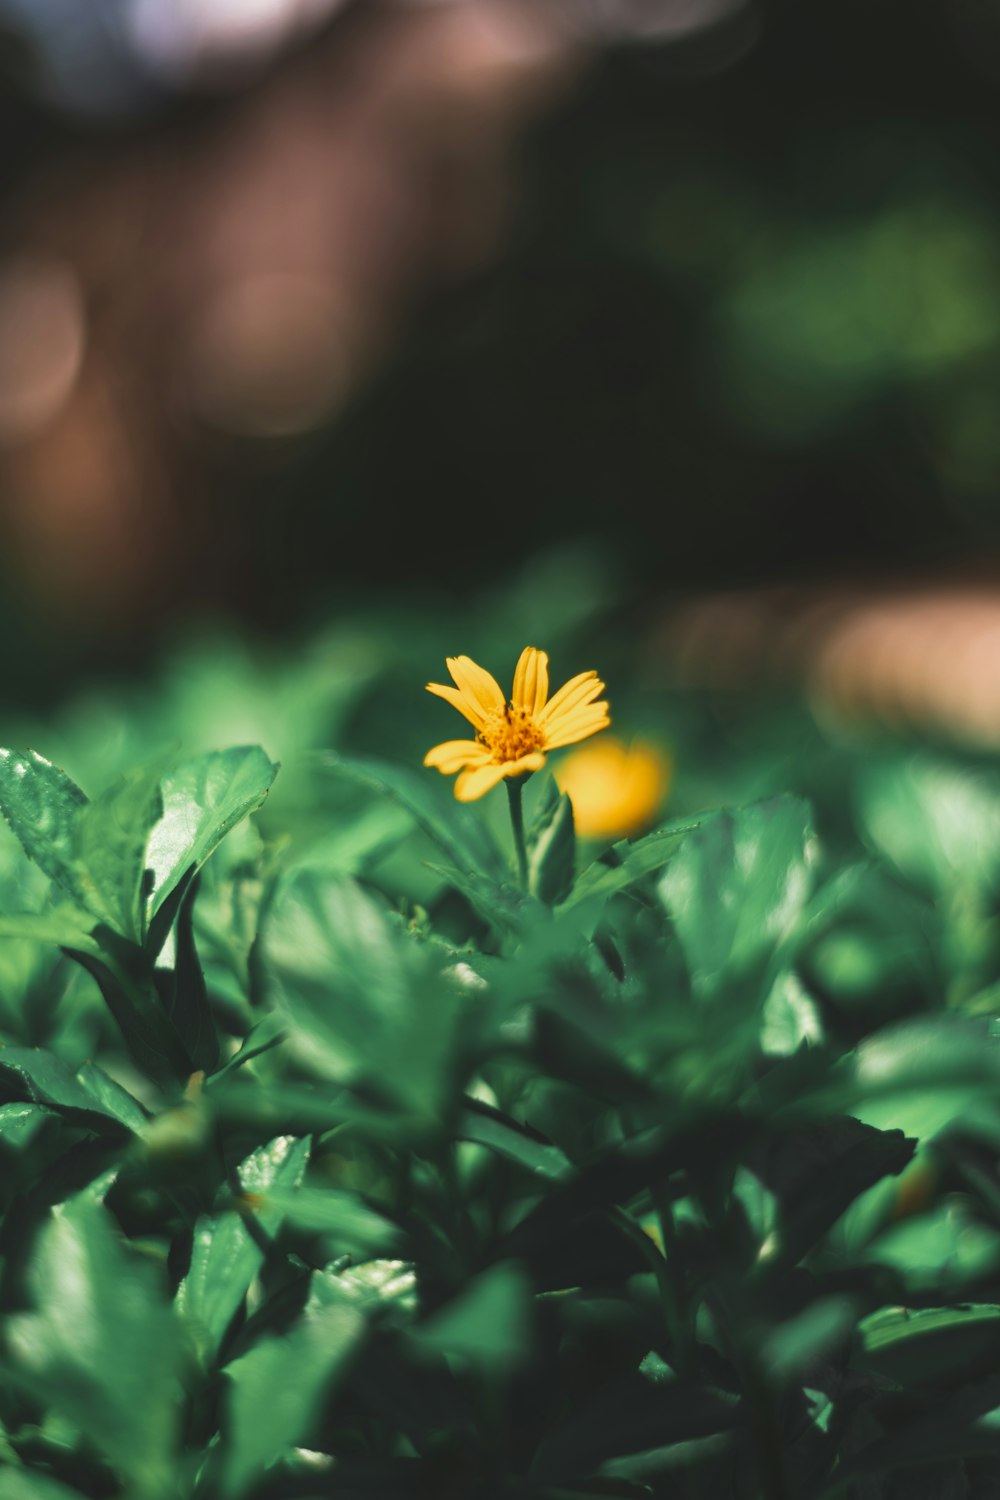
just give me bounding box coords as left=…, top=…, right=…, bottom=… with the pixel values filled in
left=512, top=647, right=549, bottom=717
left=446, top=656, right=505, bottom=720
left=424, top=739, right=491, bottom=773
left=545, top=699, right=610, bottom=738
left=426, top=681, right=485, bottom=730
left=544, top=691, right=610, bottom=739
left=502, top=751, right=547, bottom=777
left=454, top=762, right=510, bottom=801
left=545, top=708, right=611, bottom=750
left=539, top=671, right=605, bottom=728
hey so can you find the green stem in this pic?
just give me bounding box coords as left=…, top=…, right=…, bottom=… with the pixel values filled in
left=506, top=777, right=529, bottom=889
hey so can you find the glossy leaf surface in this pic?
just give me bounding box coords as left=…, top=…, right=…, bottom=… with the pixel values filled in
left=177, top=1134, right=310, bottom=1363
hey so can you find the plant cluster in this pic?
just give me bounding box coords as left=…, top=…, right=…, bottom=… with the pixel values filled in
left=1, top=632, right=1000, bottom=1500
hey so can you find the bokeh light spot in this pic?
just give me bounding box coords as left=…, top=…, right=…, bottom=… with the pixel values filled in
left=0, top=255, right=86, bottom=446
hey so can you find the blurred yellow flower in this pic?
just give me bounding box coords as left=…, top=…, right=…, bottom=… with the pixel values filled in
left=424, top=647, right=610, bottom=802
left=555, top=736, right=670, bottom=841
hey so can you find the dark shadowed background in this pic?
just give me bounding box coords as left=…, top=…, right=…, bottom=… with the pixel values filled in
left=1, top=0, right=1000, bottom=730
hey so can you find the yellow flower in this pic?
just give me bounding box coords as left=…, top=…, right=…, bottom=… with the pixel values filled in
left=424, top=647, right=610, bottom=801
left=555, top=735, right=670, bottom=841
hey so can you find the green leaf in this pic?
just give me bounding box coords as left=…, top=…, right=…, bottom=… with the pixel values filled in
left=528, top=790, right=575, bottom=906
left=827, top=1379, right=1000, bottom=1490
left=221, top=1277, right=368, bottom=1498
left=531, top=1005, right=652, bottom=1106
left=0, top=907, right=97, bottom=949
left=208, top=1010, right=286, bottom=1081
left=798, top=861, right=938, bottom=1016
left=321, top=1258, right=418, bottom=1321
left=64, top=943, right=191, bottom=1087
left=145, top=746, right=278, bottom=937
left=859, top=755, right=1000, bottom=896
left=829, top=1016, right=1000, bottom=1140
left=321, top=752, right=505, bottom=879
left=529, top=1370, right=743, bottom=1483
left=293, top=800, right=414, bottom=877
left=866, top=1202, right=1000, bottom=1294
left=254, top=1184, right=399, bottom=1255
left=526, top=771, right=561, bottom=836
left=6, top=1195, right=182, bottom=1499
left=0, top=1100, right=56, bottom=1148
left=1, top=1474, right=92, bottom=1500
left=0, top=908, right=63, bottom=1038
left=0, top=749, right=88, bottom=905
left=569, top=816, right=700, bottom=908
left=209, top=1075, right=408, bottom=1140
left=410, top=1262, right=533, bottom=1372
left=456, top=1099, right=572, bottom=1182
left=749, top=1115, right=915, bottom=1268
left=220, top=1260, right=416, bottom=1496
left=856, top=1303, right=1000, bottom=1389
left=258, top=870, right=463, bottom=1119
left=73, top=1061, right=149, bottom=1132
left=597, top=1432, right=736, bottom=1482
left=176, top=1134, right=310, bottom=1364
left=0, top=1046, right=146, bottom=1134
left=659, top=796, right=814, bottom=998
left=424, top=859, right=536, bottom=938
left=763, top=1295, right=858, bottom=1380
left=760, top=970, right=823, bottom=1056
left=72, top=762, right=164, bottom=943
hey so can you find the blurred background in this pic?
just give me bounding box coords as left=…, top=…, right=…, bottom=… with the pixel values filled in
left=3, top=0, right=1000, bottom=751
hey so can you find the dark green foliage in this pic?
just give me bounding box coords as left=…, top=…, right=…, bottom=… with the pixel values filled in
left=3, top=639, right=1000, bottom=1500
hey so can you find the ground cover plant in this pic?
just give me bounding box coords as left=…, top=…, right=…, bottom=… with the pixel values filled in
left=3, top=601, right=1000, bottom=1498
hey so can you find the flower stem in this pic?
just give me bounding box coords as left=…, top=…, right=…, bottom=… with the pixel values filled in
left=506, top=777, right=529, bottom=889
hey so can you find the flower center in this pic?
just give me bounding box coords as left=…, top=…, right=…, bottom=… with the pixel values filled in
left=479, top=702, right=545, bottom=764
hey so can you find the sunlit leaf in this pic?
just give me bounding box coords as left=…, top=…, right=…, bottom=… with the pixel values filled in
left=866, top=1201, right=1000, bottom=1294
left=457, top=1099, right=572, bottom=1182
left=254, top=1184, right=399, bottom=1255
left=529, top=790, right=575, bottom=907
left=659, top=797, right=815, bottom=998
left=177, top=1134, right=310, bottom=1364
left=0, top=1046, right=146, bottom=1134
left=72, top=762, right=164, bottom=943
left=0, top=749, right=88, bottom=907
left=145, top=746, right=278, bottom=938
left=0, top=1101, right=55, bottom=1149
left=859, top=755, right=1000, bottom=896
left=569, top=816, right=700, bottom=907
left=221, top=1282, right=367, bottom=1498
left=258, top=870, right=464, bottom=1119
left=833, top=1016, right=1000, bottom=1141
left=6, top=1195, right=182, bottom=1498
left=760, top=969, right=823, bottom=1056
left=857, top=1303, right=1000, bottom=1388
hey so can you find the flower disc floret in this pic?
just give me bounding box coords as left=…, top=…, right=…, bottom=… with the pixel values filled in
left=424, top=646, right=610, bottom=801
left=480, top=704, right=546, bottom=763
